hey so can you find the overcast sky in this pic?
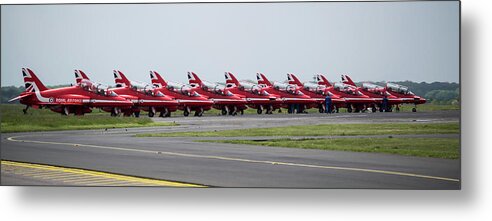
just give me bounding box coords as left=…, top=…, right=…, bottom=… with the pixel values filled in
left=1, top=1, right=459, bottom=87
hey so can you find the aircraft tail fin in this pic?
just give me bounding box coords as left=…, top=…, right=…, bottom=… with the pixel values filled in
left=287, top=73, right=303, bottom=86
left=150, top=71, right=168, bottom=87
left=113, top=70, right=131, bottom=87
left=187, top=72, right=202, bottom=84
left=256, top=73, right=272, bottom=86
left=316, top=74, right=332, bottom=87
left=22, top=68, right=48, bottom=92
left=341, top=74, right=356, bottom=86
left=225, top=72, right=240, bottom=85
left=75, top=70, right=90, bottom=84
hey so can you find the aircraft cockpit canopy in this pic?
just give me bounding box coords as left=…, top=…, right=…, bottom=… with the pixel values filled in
left=238, top=82, right=268, bottom=95
left=334, top=82, right=363, bottom=96
left=130, top=81, right=156, bottom=96
left=200, top=81, right=231, bottom=95
left=362, top=83, right=386, bottom=96
left=303, top=82, right=326, bottom=94
left=273, top=82, right=300, bottom=95
left=80, top=79, right=116, bottom=97
left=362, top=83, right=384, bottom=90
left=167, top=81, right=195, bottom=96
left=386, top=83, right=414, bottom=95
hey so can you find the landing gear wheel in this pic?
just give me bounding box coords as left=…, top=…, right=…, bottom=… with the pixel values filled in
left=134, top=111, right=140, bottom=118
left=221, top=106, right=229, bottom=116
left=183, top=107, right=190, bottom=117
left=110, top=107, right=120, bottom=117
left=229, top=106, right=237, bottom=116
left=240, top=110, right=244, bottom=115
left=257, top=105, right=263, bottom=115
left=318, top=105, right=324, bottom=113
left=148, top=107, right=156, bottom=117
left=62, top=106, right=70, bottom=116
left=265, top=105, right=272, bottom=114
left=412, top=107, right=417, bottom=112
left=372, top=106, right=377, bottom=113
left=194, top=107, right=204, bottom=117
left=159, top=108, right=169, bottom=118
left=347, top=106, right=353, bottom=113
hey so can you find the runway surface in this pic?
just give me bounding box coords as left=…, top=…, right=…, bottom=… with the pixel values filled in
left=1, top=111, right=460, bottom=189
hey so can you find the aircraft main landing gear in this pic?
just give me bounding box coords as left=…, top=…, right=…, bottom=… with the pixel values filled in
left=194, top=107, right=204, bottom=117
left=183, top=107, right=190, bottom=117
left=159, top=108, right=169, bottom=118
left=221, top=106, right=229, bottom=116
left=148, top=107, right=156, bottom=117
left=110, top=107, right=121, bottom=117
left=62, top=106, right=70, bottom=116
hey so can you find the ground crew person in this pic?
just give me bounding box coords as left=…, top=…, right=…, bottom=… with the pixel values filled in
left=325, top=94, right=332, bottom=114
left=382, top=95, right=389, bottom=112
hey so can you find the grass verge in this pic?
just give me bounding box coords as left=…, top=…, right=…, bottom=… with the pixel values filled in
left=201, top=138, right=460, bottom=159
left=1, top=104, right=176, bottom=133
left=137, top=122, right=459, bottom=137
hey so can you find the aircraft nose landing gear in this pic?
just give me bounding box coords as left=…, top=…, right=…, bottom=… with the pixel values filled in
left=22, top=105, right=30, bottom=114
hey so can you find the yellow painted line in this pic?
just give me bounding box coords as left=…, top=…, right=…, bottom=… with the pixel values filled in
left=6, top=135, right=460, bottom=183
left=1, top=160, right=204, bottom=187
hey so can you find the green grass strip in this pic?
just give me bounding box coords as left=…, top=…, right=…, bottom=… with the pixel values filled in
left=137, top=122, right=459, bottom=137
left=1, top=104, right=176, bottom=133
left=201, top=138, right=460, bottom=159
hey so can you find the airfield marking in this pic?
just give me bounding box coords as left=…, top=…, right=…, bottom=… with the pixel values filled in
left=1, top=160, right=205, bottom=187
left=6, top=135, right=460, bottom=183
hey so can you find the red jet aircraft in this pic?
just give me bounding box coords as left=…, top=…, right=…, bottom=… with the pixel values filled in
left=109, top=70, right=179, bottom=117
left=150, top=71, right=213, bottom=117
left=187, top=72, right=247, bottom=115
left=9, top=68, right=132, bottom=115
left=286, top=73, right=345, bottom=113
left=224, top=72, right=282, bottom=114
left=385, top=82, right=426, bottom=112
left=340, top=75, right=404, bottom=112
left=315, top=74, right=375, bottom=113
left=256, top=73, right=314, bottom=114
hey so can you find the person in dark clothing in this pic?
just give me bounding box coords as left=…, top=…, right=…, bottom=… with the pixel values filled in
left=325, top=94, right=332, bottom=114
left=382, top=96, right=389, bottom=112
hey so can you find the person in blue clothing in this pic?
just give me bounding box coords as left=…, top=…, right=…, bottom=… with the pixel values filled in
left=382, top=95, right=389, bottom=112
left=325, top=94, right=332, bottom=114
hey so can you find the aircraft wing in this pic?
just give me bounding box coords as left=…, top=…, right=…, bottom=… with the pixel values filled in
left=8, top=94, right=32, bottom=102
